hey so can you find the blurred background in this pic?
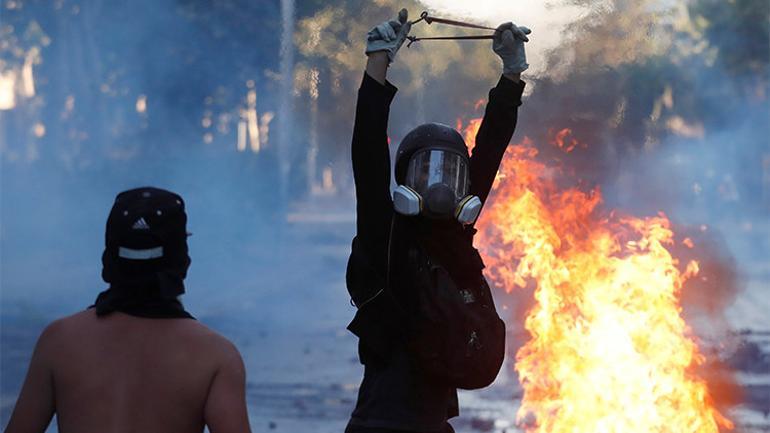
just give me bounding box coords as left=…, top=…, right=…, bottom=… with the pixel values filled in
left=1, top=0, right=768, bottom=432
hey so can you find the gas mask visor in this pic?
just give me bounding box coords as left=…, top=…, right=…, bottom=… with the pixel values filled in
left=392, top=149, right=481, bottom=224
left=406, top=149, right=469, bottom=201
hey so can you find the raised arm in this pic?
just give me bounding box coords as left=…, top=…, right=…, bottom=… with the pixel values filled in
left=4, top=323, right=58, bottom=433
left=346, top=11, right=413, bottom=360
left=350, top=10, right=411, bottom=276
left=365, top=51, right=389, bottom=85
left=351, top=54, right=397, bottom=271
left=469, top=75, right=525, bottom=205
left=470, top=22, right=531, bottom=206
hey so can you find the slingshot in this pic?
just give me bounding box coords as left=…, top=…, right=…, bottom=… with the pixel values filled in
left=406, top=11, right=501, bottom=48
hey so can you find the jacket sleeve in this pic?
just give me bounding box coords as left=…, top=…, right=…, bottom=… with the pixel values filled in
left=350, top=72, right=397, bottom=282
left=469, top=76, right=525, bottom=206
left=347, top=73, right=404, bottom=362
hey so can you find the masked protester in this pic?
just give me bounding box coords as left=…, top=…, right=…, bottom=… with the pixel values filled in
left=5, top=187, right=251, bottom=433
left=344, top=10, right=530, bottom=433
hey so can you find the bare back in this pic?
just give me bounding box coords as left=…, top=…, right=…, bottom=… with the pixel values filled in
left=5, top=309, right=250, bottom=433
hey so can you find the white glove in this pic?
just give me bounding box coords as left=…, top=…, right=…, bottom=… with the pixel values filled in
left=493, top=22, right=531, bottom=75
left=366, top=9, right=412, bottom=63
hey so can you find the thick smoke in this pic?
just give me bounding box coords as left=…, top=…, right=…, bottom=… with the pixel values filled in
left=418, top=0, right=674, bottom=79
left=0, top=0, right=287, bottom=314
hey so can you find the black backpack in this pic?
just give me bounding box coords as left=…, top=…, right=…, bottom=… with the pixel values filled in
left=345, top=219, right=506, bottom=390
left=404, top=245, right=506, bottom=390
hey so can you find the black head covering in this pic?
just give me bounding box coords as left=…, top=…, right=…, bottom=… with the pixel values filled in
left=92, top=187, right=194, bottom=319
left=395, top=122, right=469, bottom=185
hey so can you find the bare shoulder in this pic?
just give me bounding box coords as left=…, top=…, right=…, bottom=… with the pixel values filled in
left=175, top=319, right=245, bottom=368
left=36, top=310, right=93, bottom=346
left=173, top=318, right=233, bottom=347
left=28, top=310, right=94, bottom=365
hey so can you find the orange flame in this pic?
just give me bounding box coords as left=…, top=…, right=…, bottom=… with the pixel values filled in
left=549, top=127, right=586, bottom=153
left=457, top=117, right=483, bottom=152
left=458, top=114, right=734, bottom=432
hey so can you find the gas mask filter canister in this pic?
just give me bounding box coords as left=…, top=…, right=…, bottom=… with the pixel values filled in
left=393, top=185, right=481, bottom=225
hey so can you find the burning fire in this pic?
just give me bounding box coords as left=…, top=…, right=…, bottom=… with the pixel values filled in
left=549, top=127, right=586, bottom=153
left=458, top=118, right=483, bottom=152
left=461, top=115, right=734, bottom=432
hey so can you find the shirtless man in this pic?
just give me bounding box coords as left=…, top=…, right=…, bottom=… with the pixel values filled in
left=4, top=187, right=251, bottom=433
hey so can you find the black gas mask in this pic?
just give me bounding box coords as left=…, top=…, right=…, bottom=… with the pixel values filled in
left=393, top=123, right=482, bottom=225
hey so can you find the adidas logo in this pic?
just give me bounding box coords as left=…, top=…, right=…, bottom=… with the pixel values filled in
left=131, top=217, right=151, bottom=230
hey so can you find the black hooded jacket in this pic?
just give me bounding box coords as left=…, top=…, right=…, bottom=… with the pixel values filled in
left=346, top=72, right=524, bottom=431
